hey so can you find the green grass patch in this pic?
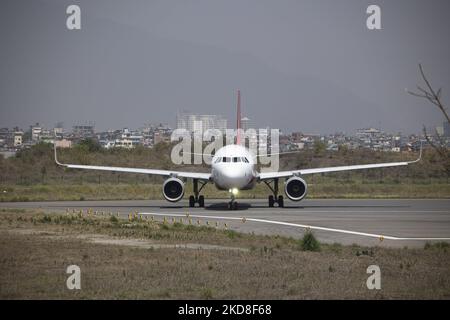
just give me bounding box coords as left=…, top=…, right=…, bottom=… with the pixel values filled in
left=299, top=231, right=321, bottom=252
left=424, top=242, right=450, bottom=251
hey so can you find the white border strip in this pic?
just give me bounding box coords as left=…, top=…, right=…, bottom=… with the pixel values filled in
left=139, top=212, right=450, bottom=241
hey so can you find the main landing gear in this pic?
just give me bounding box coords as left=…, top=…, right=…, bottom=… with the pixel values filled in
left=263, top=178, right=284, bottom=207
left=189, top=179, right=207, bottom=208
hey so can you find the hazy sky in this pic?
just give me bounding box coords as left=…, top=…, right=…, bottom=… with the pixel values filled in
left=1, top=0, right=449, bottom=134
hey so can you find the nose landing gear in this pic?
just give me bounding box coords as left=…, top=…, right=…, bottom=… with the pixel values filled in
left=228, top=195, right=238, bottom=210
left=227, top=188, right=239, bottom=210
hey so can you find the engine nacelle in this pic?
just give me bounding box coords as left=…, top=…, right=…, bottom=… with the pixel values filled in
left=162, top=177, right=185, bottom=202
left=284, top=176, right=308, bottom=201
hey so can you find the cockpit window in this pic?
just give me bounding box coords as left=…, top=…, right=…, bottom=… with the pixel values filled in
left=217, top=156, right=248, bottom=163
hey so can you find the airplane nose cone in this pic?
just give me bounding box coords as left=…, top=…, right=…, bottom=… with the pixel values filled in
left=222, top=169, right=243, bottom=179
left=220, top=167, right=250, bottom=188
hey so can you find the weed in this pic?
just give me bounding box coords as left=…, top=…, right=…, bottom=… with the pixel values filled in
left=424, top=242, right=449, bottom=251
left=201, top=288, right=213, bottom=299
left=299, top=231, right=321, bottom=252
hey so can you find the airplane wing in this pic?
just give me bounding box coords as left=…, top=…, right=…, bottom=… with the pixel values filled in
left=54, top=145, right=211, bottom=181
left=258, top=147, right=422, bottom=180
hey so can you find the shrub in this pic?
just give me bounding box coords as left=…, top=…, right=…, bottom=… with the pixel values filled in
left=172, top=222, right=184, bottom=229
left=424, top=242, right=449, bottom=251
left=299, top=231, right=321, bottom=252
left=225, top=229, right=239, bottom=239
left=39, top=215, right=52, bottom=223
left=160, top=223, right=169, bottom=230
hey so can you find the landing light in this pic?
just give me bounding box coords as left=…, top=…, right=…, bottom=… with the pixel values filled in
left=231, top=188, right=239, bottom=196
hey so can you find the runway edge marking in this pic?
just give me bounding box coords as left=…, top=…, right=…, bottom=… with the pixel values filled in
left=139, top=212, right=450, bottom=241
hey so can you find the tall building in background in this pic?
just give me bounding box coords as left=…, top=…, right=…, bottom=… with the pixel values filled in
left=444, top=121, right=450, bottom=137
left=241, top=117, right=254, bottom=131
left=72, top=122, right=95, bottom=139
left=216, top=118, right=227, bottom=133
left=31, top=123, right=42, bottom=141
left=54, top=122, right=64, bottom=138
left=176, top=111, right=227, bottom=134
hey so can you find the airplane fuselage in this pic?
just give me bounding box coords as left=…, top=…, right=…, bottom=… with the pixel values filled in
left=211, top=144, right=257, bottom=190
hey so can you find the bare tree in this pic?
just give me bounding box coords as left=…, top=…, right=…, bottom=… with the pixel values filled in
left=407, top=63, right=449, bottom=159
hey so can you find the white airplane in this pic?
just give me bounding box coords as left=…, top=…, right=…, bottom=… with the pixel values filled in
left=54, top=90, right=422, bottom=210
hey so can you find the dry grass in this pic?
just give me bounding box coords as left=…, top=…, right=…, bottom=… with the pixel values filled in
left=0, top=181, right=449, bottom=202
left=0, top=210, right=449, bottom=299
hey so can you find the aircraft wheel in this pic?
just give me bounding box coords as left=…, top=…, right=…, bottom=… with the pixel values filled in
left=278, top=195, right=284, bottom=208
left=268, top=195, right=274, bottom=207
left=189, top=195, right=195, bottom=207
left=233, top=202, right=238, bottom=210
left=198, top=195, right=205, bottom=207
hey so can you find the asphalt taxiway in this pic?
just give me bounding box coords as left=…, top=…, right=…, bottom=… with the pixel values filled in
left=1, top=199, right=449, bottom=247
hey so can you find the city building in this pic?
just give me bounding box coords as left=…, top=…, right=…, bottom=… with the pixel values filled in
left=13, top=131, right=23, bottom=147
left=0, top=117, right=436, bottom=153
left=39, top=129, right=54, bottom=143
left=31, top=123, right=42, bottom=141
left=54, top=126, right=64, bottom=138
left=54, top=139, right=72, bottom=148
left=114, top=139, right=133, bottom=148
left=113, top=128, right=143, bottom=149
left=0, top=128, right=11, bottom=148
left=153, top=131, right=166, bottom=145
left=444, top=121, right=450, bottom=137
left=72, top=123, right=95, bottom=139
left=176, top=111, right=227, bottom=134
left=241, top=117, right=254, bottom=131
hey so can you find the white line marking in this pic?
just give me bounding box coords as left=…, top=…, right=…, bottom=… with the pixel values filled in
left=139, top=212, right=450, bottom=241
left=228, top=210, right=450, bottom=214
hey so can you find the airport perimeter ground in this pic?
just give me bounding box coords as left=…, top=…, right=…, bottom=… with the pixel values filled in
left=1, top=199, right=450, bottom=299
left=2, top=198, right=449, bottom=247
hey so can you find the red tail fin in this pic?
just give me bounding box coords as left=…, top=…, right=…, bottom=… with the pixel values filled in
left=236, top=90, right=242, bottom=145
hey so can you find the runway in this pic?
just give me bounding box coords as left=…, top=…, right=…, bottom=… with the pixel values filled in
left=1, top=198, right=449, bottom=247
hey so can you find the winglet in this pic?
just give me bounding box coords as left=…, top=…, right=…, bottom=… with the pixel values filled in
left=54, top=143, right=65, bottom=166
left=408, top=141, right=423, bottom=164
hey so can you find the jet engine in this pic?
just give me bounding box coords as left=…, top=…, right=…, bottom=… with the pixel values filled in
left=162, top=177, right=185, bottom=202
left=284, top=177, right=308, bottom=201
